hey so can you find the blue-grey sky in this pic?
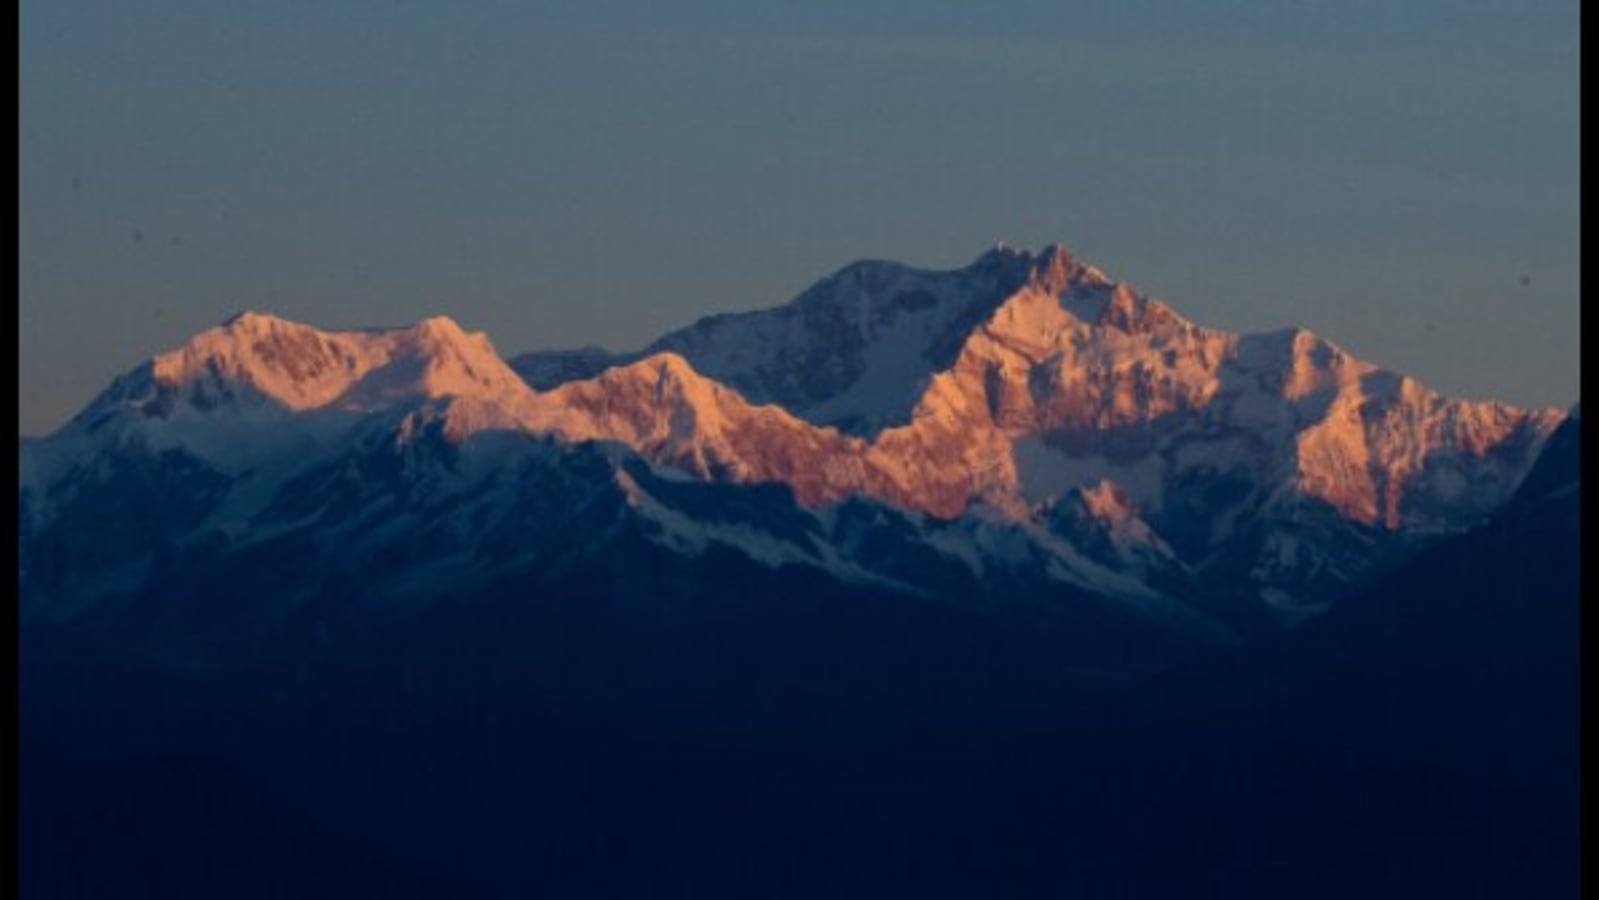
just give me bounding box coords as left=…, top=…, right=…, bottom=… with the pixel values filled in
left=20, top=0, right=1579, bottom=434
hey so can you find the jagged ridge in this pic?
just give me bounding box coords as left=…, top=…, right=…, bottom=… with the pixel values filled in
left=21, top=244, right=1568, bottom=628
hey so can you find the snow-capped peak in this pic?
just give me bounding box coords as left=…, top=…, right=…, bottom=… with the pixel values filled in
left=78, top=311, right=535, bottom=427
left=524, top=351, right=859, bottom=489
left=1028, top=242, right=1112, bottom=294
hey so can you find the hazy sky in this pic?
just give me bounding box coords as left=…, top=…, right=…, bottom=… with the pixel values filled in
left=20, top=0, right=1579, bottom=434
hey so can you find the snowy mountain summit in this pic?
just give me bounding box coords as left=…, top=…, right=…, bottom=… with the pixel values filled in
left=19, top=244, right=1568, bottom=658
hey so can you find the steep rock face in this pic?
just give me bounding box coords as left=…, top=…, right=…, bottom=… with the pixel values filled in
left=527, top=353, right=866, bottom=501
left=828, top=259, right=1558, bottom=608
left=860, top=262, right=1557, bottom=524
left=634, top=246, right=1050, bottom=435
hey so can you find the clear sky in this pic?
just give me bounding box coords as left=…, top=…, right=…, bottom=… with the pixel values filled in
left=19, top=0, right=1579, bottom=435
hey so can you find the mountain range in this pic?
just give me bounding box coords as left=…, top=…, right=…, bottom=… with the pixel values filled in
left=17, top=243, right=1581, bottom=898
left=19, top=243, right=1566, bottom=658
